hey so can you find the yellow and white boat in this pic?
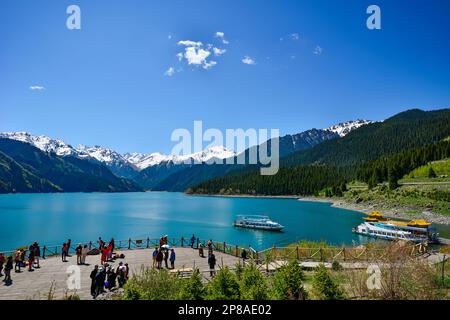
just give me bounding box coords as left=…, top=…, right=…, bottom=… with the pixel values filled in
left=353, top=212, right=439, bottom=243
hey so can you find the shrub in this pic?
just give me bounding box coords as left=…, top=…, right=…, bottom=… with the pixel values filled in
left=270, top=260, right=307, bottom=300
left=178, top=269, right=206, bottom=300
left=206, top=267, right=240, bottom=300
left=123, top=267, right=181, bottom=300
left=312, top=264, right=345, bottom=300
left=239, top=263, right=269, bottom=300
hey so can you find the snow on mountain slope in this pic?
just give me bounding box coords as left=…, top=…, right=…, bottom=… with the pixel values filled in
left=0, top=132, right=78, bottom=157
left=324, top=120, right=374, bottom=137
left=125, top=146, right=236, bottom=170
left=0, top=119, right=369, bottom=173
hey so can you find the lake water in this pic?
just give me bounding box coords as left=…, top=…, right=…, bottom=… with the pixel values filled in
left=0, top=192, right=377, bottom=252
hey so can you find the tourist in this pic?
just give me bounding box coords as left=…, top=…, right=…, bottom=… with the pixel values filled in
left=208, top=253, right=216, bottom=277
left=169, top=249, right=176, bottom=269
left=163, top=249, right=169, bottom=268
left=33, top=242, right=40, bottom=268
left=98, top=237, right=105, bottom=249
left=241, top=248, right=247, bottom=262
left=76, top=244, right=82, bottom=265
left=81, top=245, right=89, bottom=265
left=14, top=249, right=21, bottom=272
left=156, top=248, right=163, bottom=269
left=159, top=237, right=164, bottom=247
left=152, top=247, right=158, bottom=268
left=117, top=262, right=126, bottom=288
left=94, top=266, right=106, bottom=298
left=124, top=263, right=129, bottom=280
left=61, top=243, right=68, bottom=262
left=19, top=249, right=26, bottom=268
left=199, top=244, right=205, bottom=258
left=106, top=266, right=117, bottom=290
left=207, top=239, right=213, bottom=255
left=190, top=234, right=196, bottom=248
left=0, top=253, right=5, bottom=276
left=100, top=246, right=108, bottom=265
left=89, top=265, right=98, bottom=297
left=109, top=238, right=115, bottom=253
left=66, top=239, right=72, bottom=257
left=28, top=244, right=35, bottom=271
left=3, top=256, right=13, bottom=285
left=106, top=242, right=113, bottom=261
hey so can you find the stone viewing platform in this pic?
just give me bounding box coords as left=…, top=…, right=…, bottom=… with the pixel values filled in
left=0, top=247, right=240, bottom=300
left=1, top=237, right=446, bottom=300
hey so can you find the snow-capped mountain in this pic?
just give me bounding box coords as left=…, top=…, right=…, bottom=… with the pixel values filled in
left=0, top=119, right=368, bottom=178
left=124, top=146, right=236, bottom=170
left=0, top=132, right=236, bottom=174
left=325, top=119, right=374, bottom=137
left=0, top=132, right=78, bottom=157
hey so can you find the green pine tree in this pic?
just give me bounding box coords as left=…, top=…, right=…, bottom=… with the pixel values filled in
left=311, top=264, right=345, bottom=300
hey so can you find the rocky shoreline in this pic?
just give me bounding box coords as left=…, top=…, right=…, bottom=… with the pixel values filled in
left=298, top=197, right=450, bottom=225
left=189, top=193, right=450, bottom=225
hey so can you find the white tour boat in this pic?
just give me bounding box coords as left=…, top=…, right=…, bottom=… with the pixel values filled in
left=233, top=215, right=284, bottom=231
left=352, top=212, right=439, bottom=243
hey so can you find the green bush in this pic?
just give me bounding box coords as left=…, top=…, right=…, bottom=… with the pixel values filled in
left=239, top=263, right=269, bottom=300
left=270, top=260, right=307, bottom=300
left=206, top=267, right=240, bottom=300
left=178, top=269, right=206, bottom=300
left=123, top=267, right=181, bottom=300
left=312, top=264, right=345, bottom=300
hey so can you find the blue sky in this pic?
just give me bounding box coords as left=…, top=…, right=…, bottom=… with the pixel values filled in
left=1, top=0, right=450, bottom=154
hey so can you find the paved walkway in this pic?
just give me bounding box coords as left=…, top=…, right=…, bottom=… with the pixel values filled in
left=0, top=247, right=239, bottom=300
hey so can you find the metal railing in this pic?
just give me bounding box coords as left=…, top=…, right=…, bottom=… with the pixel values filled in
left=0, top=237, right=432, bottom=264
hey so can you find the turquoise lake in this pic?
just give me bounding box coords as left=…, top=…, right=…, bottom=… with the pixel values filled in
left=0, top=192, right=378, bottom=252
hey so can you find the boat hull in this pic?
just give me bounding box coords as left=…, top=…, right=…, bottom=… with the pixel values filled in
left=233, top=222, right=284, bottom=232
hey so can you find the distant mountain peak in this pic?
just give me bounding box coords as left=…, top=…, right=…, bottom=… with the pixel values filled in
left=124, top=145, right=236, bottom=170
left=324, top=119, right=374, bottom=137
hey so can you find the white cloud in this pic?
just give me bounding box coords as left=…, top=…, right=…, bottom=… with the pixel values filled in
left=242, top=56, right=256, bottom=65
left=164, top=67, right=175, bottom=77
left=203, top=60, right=217, bottom=70
left=214, top=31, right=229, bottom=45
left=184, top=47, right=211, bottom=66
left=177, top=39, right=223, bottom=70
left=313, top=46, right=323, bottom=55
left=290, top=33, right=300, bottom=40
left=213, top=47, right=226, bottom=56
left=30, top=85, right=45, bottom=91
left=178, top=40, right=203, bottom=47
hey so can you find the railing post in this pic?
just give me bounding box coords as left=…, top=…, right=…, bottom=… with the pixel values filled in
left=89, top=241, right=92, bottom=250
left=223, top=242, right=226, bottom=253
left=146, top=238, right=150, bottom=249
left=343, top=247, right=346, bottom=261
left=181, top=237, right=184, bottom=247
left=320, top=247, right=323, bottom=262
left=128, top=238, right=131, bottom=250
left=235, top=245, right=238, bottom=257
left=296, top=246, right=299, bottom=260
left=43, top=246, right=46, bottom=259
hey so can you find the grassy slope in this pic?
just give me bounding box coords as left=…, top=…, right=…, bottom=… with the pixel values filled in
left=338, top=160, right=450, bottom=216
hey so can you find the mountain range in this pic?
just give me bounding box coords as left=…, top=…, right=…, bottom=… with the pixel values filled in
left=0, top=119, right=373, bottom=193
